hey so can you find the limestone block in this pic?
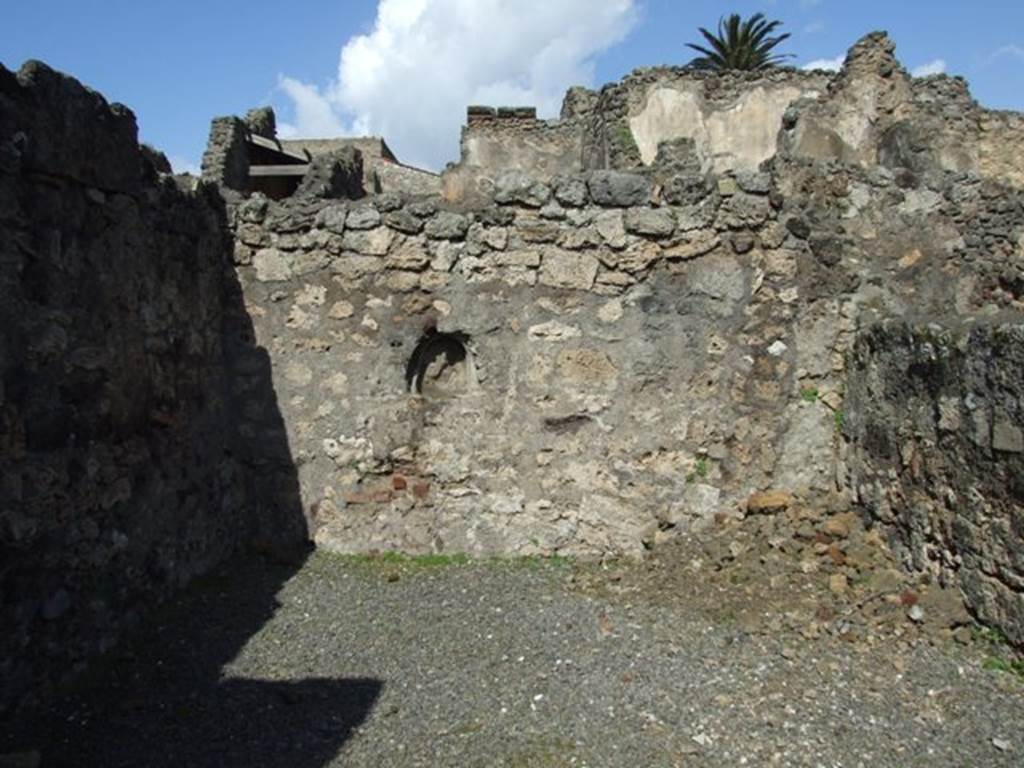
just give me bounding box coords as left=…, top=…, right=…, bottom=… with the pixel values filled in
left=663, top=230, right=720, bottom=261
left=624, top=207, right=677, bottom=237
left=489, top=249, right=541, bottom=268
left=557, top=348, right=618, bottom=386
left=594, top=209, right=627, bottom=249
left=666, top=483, right=721, bottom=531
left=253, top=248, right=292, bottom=282
left=685, top=252, right=747, bottom=315
left=993, top=421, right=1024, bottom=453
left=430, top=241, right=463, bottom=271
left=559, top=226, right=602, bottom=250
left=384, top=271, right=421, bottom=292
left=676, top=197, right=719, bottom=231
left=328, top=300, right=355, bottom=319
left=383, top=209, right=423, bottom=234
left=342, top=226, right=393, bottom=256
left=331, top=253, right=385, bottom=279
left=598, top=299, right=624, bottom=324
left=600, top=241, right=661, bottom=274
left=320, top=204, right=347, bottom=234
left=295, top=284, right=327, bottom=307
left=539, top=247, right=599, bottom=290
left=292, top=249, right=332, bottom=276
left=386, top=237, right=431, bottom=271
left=346, top=206, right=381, bottom=230
left=424, top=211, right=470, bottom=240
left=467, top=223, right=508, bottom=250
left=515, top=218, right=562, bottom=244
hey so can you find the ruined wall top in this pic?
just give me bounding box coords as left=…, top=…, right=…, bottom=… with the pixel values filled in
left=442, top=32, right=1024, bottom=200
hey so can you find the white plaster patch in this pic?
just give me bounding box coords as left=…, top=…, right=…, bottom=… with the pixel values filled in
left=629, top=84, right=811, bottom=172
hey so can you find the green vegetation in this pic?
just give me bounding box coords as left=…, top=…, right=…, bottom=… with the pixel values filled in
left=833, top=409, right=845, bottom=432
left=614, top=122, right=641, bottom=158
left=974, top=624, right=1024, bottom=680
left=974, top=624, right=1010, bottom=645
left=514, top=553, right=572, bottom=570
left=686, top=458, right=710, bottom=484
left=686, top=13, right=794, bottom=71
left=983, top=656, right=1024, bottom=678
left=800, top=386, right=819, bottom=403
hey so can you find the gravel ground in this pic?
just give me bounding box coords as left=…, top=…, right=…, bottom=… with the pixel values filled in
left=3, top=545, right=1022, bottom=768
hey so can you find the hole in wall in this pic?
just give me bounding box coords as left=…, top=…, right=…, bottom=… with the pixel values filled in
left=404, top=329, right=473, bottom=398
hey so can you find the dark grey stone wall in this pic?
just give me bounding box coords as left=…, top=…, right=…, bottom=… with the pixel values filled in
left=846, top=320, right=1024, bottom=646
left=0, top=61, right=302, bottom=714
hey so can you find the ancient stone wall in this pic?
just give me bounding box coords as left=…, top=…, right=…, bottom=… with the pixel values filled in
left=588, top=67, right=830, bottom=172
left=846, top=320, right=1024, bottom=645
left=782, top=33, right=1024, bottom=187
left=446, top=33, right=1024, bottom=197
left=4, top=28, right=1024, bottom=714
left=0, top=61, right=302, bottom=713
left=443, top=109, right=585, bottom=201
left=444, top=60, right=830, bottom=194
left=226, top=141, right=1024, bottom=563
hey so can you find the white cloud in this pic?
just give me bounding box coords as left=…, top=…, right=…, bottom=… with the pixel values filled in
left=802, top=54, right=843, bottom=72
left=799, top=0, right=821, bottom=9
left=168, top=155, right=200, bottom=175
left=803, top=21, right=825, bottom=35
left=911, top=59, right=946, bottom=77
left=276, top=0, right=638, bottom=170
left=986, top=44, right=1024, bottom=65
left=278, top=78, right=346, bottom=138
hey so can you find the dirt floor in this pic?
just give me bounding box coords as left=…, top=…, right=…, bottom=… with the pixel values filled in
left=3, top=501, right=1022, bottom=767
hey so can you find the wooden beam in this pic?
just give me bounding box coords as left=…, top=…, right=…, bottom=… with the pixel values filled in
left=248, top=164, right=309, bottom=177
left=247, top=133, right=310, bottom=163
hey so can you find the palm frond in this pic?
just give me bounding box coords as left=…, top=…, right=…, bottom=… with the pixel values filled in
left=685, top=12, right=793, bottom=71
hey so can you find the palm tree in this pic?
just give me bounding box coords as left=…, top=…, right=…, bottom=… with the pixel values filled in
left=686, top=13, right=794, bottom=71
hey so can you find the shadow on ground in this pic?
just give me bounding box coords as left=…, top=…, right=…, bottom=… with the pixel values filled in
left=0, top=159, right=380, bottom=765
left=4, top=557, right=380, bottom=768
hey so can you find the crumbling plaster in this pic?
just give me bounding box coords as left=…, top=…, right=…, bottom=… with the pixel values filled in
left=628, top=83, right=820, bottom=171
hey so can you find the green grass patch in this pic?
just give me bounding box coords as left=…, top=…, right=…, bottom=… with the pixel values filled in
left=508, top=553, right=572, bottom=570
left=833, top=409, right=845, bottom=432
left=800, top=386, right=819, bottom=403
left=974, top=623, right=1024, bottom=680
left=973, top=624, right=1011, bottom=645
left=686, top=457, right=709, bottom=484
left=983, top=656, right=1024, bottom=678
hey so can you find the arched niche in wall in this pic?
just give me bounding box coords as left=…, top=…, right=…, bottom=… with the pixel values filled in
left=404, top=329, right=475, bottom=398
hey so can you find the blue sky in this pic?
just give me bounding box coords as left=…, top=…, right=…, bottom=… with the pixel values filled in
left=3, top=1, right=1023, bottom=172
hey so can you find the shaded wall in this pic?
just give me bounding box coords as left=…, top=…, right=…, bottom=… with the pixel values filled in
left=846, top=320, right=1024, bottom=646
left=0, top=61, right=305, bottom=714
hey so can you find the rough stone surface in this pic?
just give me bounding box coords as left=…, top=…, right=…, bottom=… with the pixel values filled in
left=0, top=62, right=305, bottom=715
left=587, top=171, right=651, bottom=207
left=5, top=30, right=1024, bottom=720
left=847, top=321, right=1024, bottom=646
